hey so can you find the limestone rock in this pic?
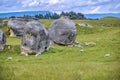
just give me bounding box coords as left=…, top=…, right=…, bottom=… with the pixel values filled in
left=21, top=20, right=50, bottom=56
left=0, top=20, right=4, bottom=26
left=80, top=49, right=84, bottom=53
left=48, top=18, right=76, bottom=45
left=79, top=23, right=93, bottom=28
left=7, top=17, right=37, bottom=37
left=7, top=57, right=12, bottom=61
left=0, top=29, right=6, bottom=50
left=105, top=54, right=110, bottom=57
left=84, top=42, right=96, bottom=46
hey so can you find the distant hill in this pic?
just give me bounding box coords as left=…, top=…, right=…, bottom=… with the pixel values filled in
left=100, top=16, right=120, bottom=20
left=85, top=13, right=120, bottom=19
left=0, top=11, right=50, bottom=18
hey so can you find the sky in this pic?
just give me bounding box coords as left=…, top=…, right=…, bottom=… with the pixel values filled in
left=0, top=0, right=120, bottom=14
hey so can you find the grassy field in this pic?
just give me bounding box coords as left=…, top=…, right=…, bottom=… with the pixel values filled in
left=0, top=18, right=120, bottom=80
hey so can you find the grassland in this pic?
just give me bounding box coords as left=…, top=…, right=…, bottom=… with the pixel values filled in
left=0, top=18, right=120, bottom=80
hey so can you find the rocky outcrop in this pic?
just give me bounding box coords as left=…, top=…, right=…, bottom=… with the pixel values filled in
left=0, top=20, right=4, bottom=26
left=7, top=17, right=37, bottom=37
left=21, top=20, right=50, bottom=56
left=0, top=29, right=6, bottom=50
left=48, top=18, right=76, bottom=45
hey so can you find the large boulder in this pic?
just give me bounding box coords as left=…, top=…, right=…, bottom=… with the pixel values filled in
left=48, top=18, right=76, bottom=45
left=0, top=29, right=6, bottom=50
left=0, top=20, right=4, bottom=26
left=21, top=20, right=50, bottom=56
left=7, top=17, right=37, bottom=37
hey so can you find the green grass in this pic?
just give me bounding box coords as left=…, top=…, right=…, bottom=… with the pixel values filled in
left=0, top=19, right=120, bottom=80
left=100, top=16, right=120, bottom=20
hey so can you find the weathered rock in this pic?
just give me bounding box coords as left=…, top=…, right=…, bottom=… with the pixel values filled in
left=48, top=18, right=76, bottom=45
left=80, top=49, right=84, bottom=53
left=21, top=20, right=50, bottom=56
left=79, top=23, right=93, bottom=28
left=84, top=42, right=96, bottom=46
left=0, top=20, right=4, bottom=26
left=0, top=29, right=6, bottom=50
left=7, top=57, right=12, bottom=61
left=3, top=19, right=9, bottom=26
left=105, top=54, right=110, bottom=57
left=7, top=17, right=37, bottom=37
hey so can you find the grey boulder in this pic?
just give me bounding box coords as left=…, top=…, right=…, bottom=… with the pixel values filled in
left=0, top=29, right=6, bottom=50
left=7, top=17, right=37, bottom=37
left=48, top=18, right=76, bottom=45
left=21, top=20, right=50, bottom=56
left=0, top=20, right=4, bottom=26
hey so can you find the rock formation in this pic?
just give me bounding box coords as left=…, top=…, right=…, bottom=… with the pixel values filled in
left=0, top=20, right=4, bottom=26
left=21, top=20, right=50, bottom=56
left=7, top=17, right=37, bottom=37
left=0, top=29, right=6, bottom=50
left=48, top=17, right=76, bottom=45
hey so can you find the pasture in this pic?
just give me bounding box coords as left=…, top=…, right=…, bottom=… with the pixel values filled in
left=0, top=17, right=120, bottom=80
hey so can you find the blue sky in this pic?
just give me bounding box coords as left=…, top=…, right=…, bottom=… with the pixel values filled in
left=0, top=0, right=120, bottom=13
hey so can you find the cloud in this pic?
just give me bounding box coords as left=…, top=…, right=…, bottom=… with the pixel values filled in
left=48, top=0, right=59, bottom=5
left=90, top=6, right=101, bottom=13
left=28, top=0, right=39, bottom=7
left=0, top=0, right=120, bottom=13
left=115, top=3, right=120, bottom=9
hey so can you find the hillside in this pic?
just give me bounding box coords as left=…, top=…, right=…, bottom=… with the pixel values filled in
left=0, top=18, right=120, bottom=80
left=100, top=16, right=120, bottom=20
left=85, top=13, right=120, bottom=19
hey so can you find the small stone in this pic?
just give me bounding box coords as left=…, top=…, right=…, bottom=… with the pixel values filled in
left=84, top=42, right=96, bottom=46
left=67, top=45, right=73, bottom=47
left=8, top=46, right=11, bottom=49
left=80, top=49, right=84, bottom=52
left=105, top=54, right=110, bottom=57
left=89, top=42, right=96, bottom=46
left=85, top=42, right=89, bottom=46
left=75, top=41, right=79, bottom=44
left=77, top=44, right=83, bottom=48
left=7, top=57, right=12, bottom=61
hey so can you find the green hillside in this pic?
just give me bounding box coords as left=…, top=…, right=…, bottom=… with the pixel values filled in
left=0, top=18, right=120, bottom=80
left=100, top=16, right=120, bottom=20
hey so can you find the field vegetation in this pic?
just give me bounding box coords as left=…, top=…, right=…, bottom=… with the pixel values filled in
left=0, top=17, right=120, bottom=80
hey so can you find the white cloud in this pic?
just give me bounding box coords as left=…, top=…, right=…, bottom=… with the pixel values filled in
left=87, top=0, right=97, bottom=5
left=22, top=0, right=39, bottom=7
left=115, top=3, right=120, bottom=9
left=98, top=0, right=110, bottom=2
left=90, top=6, right=101, bottom=13
left=0, top=0, right=120, bottom=13
left=28, top=0, right=39, bottom=7
left=48, top=0, right=59, bottom=5
left=22, top=0, right=32, bottom=7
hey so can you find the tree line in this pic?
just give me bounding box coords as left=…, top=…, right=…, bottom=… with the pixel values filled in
left=9, top=11, right=86, bottom=20
left=34, top=11, right=86, bottom=19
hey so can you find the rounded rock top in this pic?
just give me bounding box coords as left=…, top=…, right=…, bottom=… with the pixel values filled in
left=25, top=20, right=48, bottom=34
left=48, top=18, right=76, bottom=45
left=50, top=18, right=76, bottom=29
